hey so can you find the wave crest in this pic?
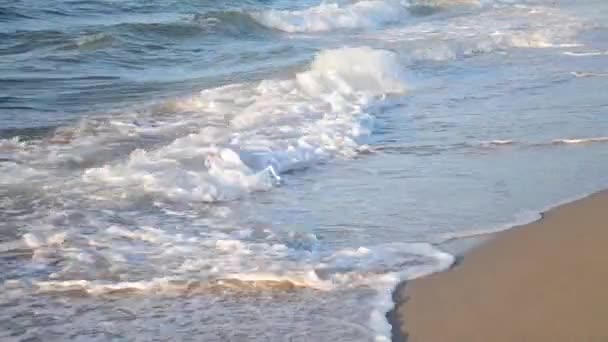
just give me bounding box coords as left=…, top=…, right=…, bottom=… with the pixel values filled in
left=250, top=0, right=483, bottom=33
left=78, top=47, right=408, bottom=203
left=250, top=0, right=409, bottom=33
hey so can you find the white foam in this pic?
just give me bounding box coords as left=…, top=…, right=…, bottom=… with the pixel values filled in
left=564, top=50, right=608, bottom=57
left=356, top=243, right=455, bottom=341
left=495, top=30, right=554, bottom=48
left=34, top=278, right=183, bottom=295
left=82, top=47, right=408, bottom=203
left=0, top=136, right=28, bottom=152
left=251, top=0, right=487, bottom=33
left=251, top=0, right=410, bottom=33
left=106, top=225, right=165, bottom=244
left=215, top=239, right=246, bottom=252
left=484, top=137, right=608, bottom=148
left=552, top=137, right=608, bottom=144
left=22, top=233, right=44, bottom=249
left=31, top=270, right=332, bottom=297
left=482, top=139, right=515, bottom=146
left=571, top=71, right=608, bottom=78
left=20, top=232, right=66, bottom=249
left=0, top=162, right=45, bottom=186
left=374, top=4, right=583, bottom=62
left=25, top=238, right=454, bottom=342
left=74, top=33, right=111, bottom=48
left=297, top=47, right=408, bottom=96
left=222, top=270, right=331, bottom=290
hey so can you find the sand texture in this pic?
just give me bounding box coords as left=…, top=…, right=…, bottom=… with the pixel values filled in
left=395, top=191, right=608, bottom=342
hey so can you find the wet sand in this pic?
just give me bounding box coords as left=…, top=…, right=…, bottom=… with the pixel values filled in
left=393, top=190, right=608, bottom=342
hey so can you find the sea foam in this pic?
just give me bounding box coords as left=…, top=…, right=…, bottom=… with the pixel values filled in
left=250, top=0, right=483, bottom=33
left=251, top=0, right=410, bottom=33
left=82, top=47, right=408, bottom=203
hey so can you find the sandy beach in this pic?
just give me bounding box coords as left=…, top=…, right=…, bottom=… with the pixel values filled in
left=394, top=190, right=608, bottom=342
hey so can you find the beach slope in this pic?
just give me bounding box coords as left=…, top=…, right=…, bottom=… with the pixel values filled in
left=395, top=191, right=608, bottom=342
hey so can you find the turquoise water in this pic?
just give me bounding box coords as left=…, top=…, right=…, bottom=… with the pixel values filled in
left=1, top=0, right=608, bottom=340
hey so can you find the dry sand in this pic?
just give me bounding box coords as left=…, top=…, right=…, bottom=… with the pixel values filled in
left=394, top=190, right=608, bottom=342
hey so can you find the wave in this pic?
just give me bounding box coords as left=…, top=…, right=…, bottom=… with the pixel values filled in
left=475, top=137, right=608, bottom=149
left=374, top=4, right=584, bottom=63
left=551, top=137, right=608, bottom=145
left=571, top=71, right=608, bottom=78
left=55, top=32, right=115, bottom=51
left=1, top=10, right=271, bottom=59
left=366, top=136, right=608, bottom=157
left=77, top=46, right=408, bottom=203
left=564, top=50, right=608, bottom=57
left=1, top=29, right=70, bottom=55
left=1, top=10, right=269, bottom=48
left=483, top=139, right=514, bottom=146
left=191, top=10, right=272, bottom=36
left=0, top=6, right=36, bottom=22
left=8, top=239, right=453, bottom=342
left=111, top=11, right=272, bottom=41
left=420, top=40, right=586, bottom=64
left=0, top=46, right=409, bottom=201
left=75, top=32, right=111, bottom=47
left=0, top=125, right=58, bottom=140
left=249, top=0, right=480, bottom=33
left=6, top=235, right=453, bottom=299
left=250, top=0, right=411, bottom=33
left=115, top=21, right=215, bottom=40
left=29, top=277, right=318, bottom=297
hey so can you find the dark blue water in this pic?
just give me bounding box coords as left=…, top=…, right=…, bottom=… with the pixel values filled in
left=1, top=0, right=312, bottom=132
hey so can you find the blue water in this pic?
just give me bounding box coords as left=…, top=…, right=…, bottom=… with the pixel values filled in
left=1, top=0, right=608, bottom=341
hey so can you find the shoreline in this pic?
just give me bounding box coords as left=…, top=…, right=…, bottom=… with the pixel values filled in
left=390, top=190, right=608, bottom=342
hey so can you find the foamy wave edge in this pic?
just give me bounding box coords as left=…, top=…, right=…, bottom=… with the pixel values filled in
left=75, top=46, right=408, bottom=203
left=249, top=0, right=481, bottom=33
left=551, top=137, right=608, bottom=144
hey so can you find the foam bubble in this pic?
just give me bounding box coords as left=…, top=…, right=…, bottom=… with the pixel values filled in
left=22, top=233, right=43, bottom=249
left=82, top=47, right=408, bottom=203
left=552, top=137, right=608, bottom=144
left=0, top=162, right=45, bottom=186
left=215, top=239, right=246, bottom=252
left=0, top=136, right=27, bottom=152
left=106, top=225, right=164, bottom=244
left=481, top=139, right=515, bottom=146
left=73, top=33, right=112, bottom=49
left=564, top=50, right=608, bottom=56
left=374, top=4, right=583, bottom=62
left=31, top=272, right=330, bottom=297
left=251, top=0, right=410, bottom=33
left=352, top=243, right=455, bottom=341
left=298, top=47, right=408, bottom=96
left=571, top=71, right=608, bottom=78
left=251, top=0, right=486, bottom=33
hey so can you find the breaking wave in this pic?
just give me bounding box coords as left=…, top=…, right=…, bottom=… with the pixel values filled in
left=551, top=137, right=608, bottom=145
left=77, top=47, right=408, bottom=203
left=250, top=0, right=481, bottom=33
left=1, top=1, right=603, bottom=341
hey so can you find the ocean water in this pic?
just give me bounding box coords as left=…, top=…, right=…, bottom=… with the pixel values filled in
left=1, top=0, right=608, bottom=340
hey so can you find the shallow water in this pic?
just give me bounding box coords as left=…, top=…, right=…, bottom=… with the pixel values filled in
left=1, top=0, right=608, bottom=341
